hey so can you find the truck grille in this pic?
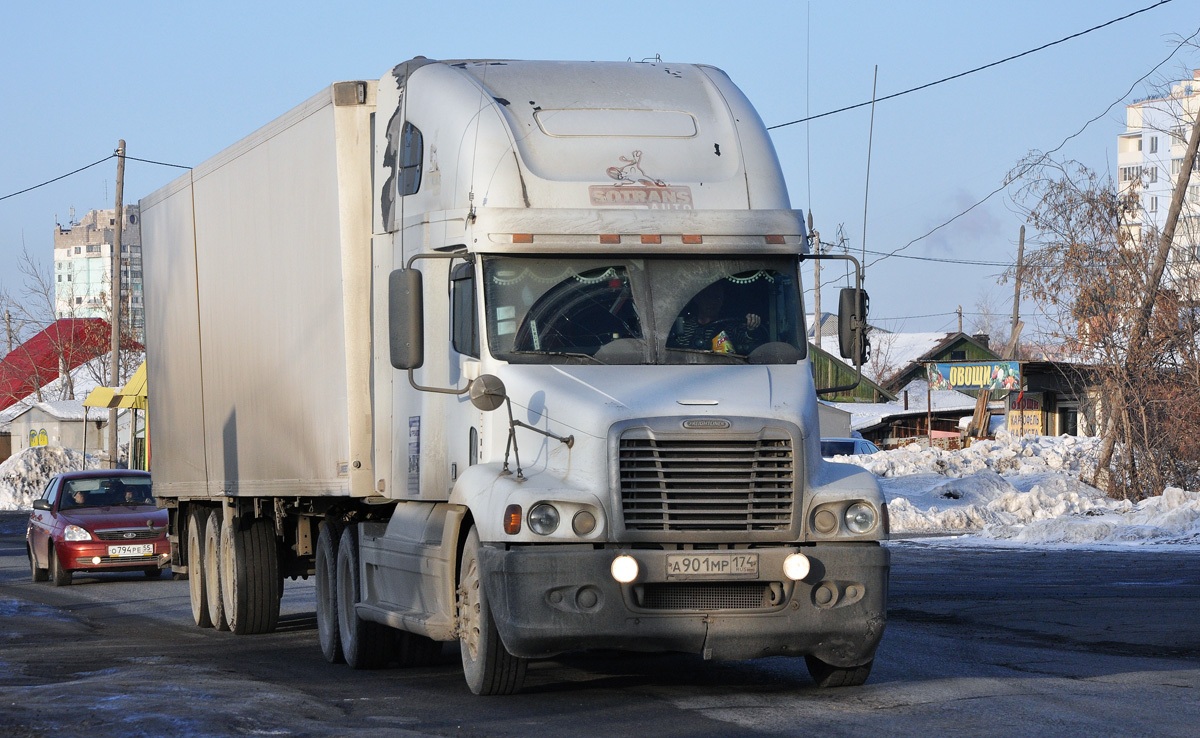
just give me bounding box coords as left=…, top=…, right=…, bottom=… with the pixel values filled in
left=639, top=582, right=775, bottom=610
left=619, top=436, right=795, bottom=532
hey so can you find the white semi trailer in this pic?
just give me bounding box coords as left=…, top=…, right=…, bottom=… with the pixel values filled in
left=141, top=57, right=887, bottom=695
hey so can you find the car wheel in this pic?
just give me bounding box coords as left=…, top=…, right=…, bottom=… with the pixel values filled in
left=804, top=655, right=873, bottom=688
left=223, top=516, right=280, bottom=635
left=336, top=524, right=391, bottom=669
left=204, top=510, right=229, bottom=631
left=29, top=546, right=48, bottom=583
left=187, top=508, right=213, bottom=628
left=315, top=518, right=346, bottom=664
left=49, top=546, right=72, bottom=587
left=458, top=527, right=526, bottom=695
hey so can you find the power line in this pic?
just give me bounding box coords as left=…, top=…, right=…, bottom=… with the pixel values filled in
left=125, top=155, right=191, bottom=170
left=0, top=155, right=113, bottom=203
left=862, top=21, right=1200, bottom=272
left=769, top=0, right=1177, bottom=130
left=0, top=152, right=192, bottom=203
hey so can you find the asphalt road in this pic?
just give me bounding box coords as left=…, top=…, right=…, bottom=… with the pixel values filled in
left=1, top=511, right=1197, bottom=738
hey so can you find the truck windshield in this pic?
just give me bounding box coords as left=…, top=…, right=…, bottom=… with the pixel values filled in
left=483, top=255, right=807, bottom=365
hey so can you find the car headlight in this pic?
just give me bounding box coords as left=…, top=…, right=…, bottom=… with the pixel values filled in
left=527, top=503, right=560, bottom=535
left=844, top=502, right=878, bottom=534
left=64, top=524, right=92, bottom=541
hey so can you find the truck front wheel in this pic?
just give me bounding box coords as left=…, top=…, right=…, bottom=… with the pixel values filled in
left=805, top=655, right=874, bottom=688
left=457, top=527, right=526, bottom=695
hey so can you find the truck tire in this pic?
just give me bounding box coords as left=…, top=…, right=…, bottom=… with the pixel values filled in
left=336, top=524, right=391, bottom=669
left=395, top=631, right=442, bottom=668
left=204, top=510, right=229, bottom=631
left=458, top=527, right=526, bottom=695
left=29, top=546, right=48, bottom=582
left=222, top=517, right=281, bottom=635
left=49, top=546, right=72, bottom=587
left=187, top=508, right=212, bottom=627
left=315, top=519, right=345, bottom=664
left=804, top=655, right=873, bottom=688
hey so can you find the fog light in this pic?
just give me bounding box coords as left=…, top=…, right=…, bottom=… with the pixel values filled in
left=572, top=510, right=596, bottom=536
left=92, top=556, right=101, bottom=565
left=610, top=554, right=639, bottom=583
left=528, top=503, right=560, bottom=535
left=782, top=553, right=810, bottom=581
left=845, top=502, right=878, bottom=534
left=813, top=509, right=839, bottom=535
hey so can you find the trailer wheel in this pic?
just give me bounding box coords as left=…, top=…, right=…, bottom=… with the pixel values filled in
left=204, top=510, right=229, bottom=631
left=804, top=655, right=874, bottom=688
left=49, top=546, right=72, bottom=587
left=336, top=524, right=391, bottom=669
left=458, top=527, right=526, bottom=695
left=395, top=631, right=442, bottom=668
left=315, top=519, right=346, bottom=664
left=29, top=546, right=48, bottom=582
left=222, top=516, right=281, bottom=635
left=187, top=509, right=212, bottom=627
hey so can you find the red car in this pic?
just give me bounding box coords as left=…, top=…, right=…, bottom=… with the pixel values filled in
left=27, top=470, right=170, bottom=586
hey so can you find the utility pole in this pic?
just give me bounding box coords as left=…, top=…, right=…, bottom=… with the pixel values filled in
left=957, top=305, right=963, bottom=333
left=1004, top=225, right=1026, bottom=360
left=809, top=212, right=821, bottom=345
left=108, top=140, right=126, bottom=469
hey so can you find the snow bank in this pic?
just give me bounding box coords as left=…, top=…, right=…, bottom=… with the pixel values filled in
left=830, top=431, right=1200, bottom=548
left=0, top=446, right=99, bottom=511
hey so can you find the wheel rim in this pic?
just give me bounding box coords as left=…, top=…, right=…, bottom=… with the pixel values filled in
left=459, top=554, right=481, bottom=663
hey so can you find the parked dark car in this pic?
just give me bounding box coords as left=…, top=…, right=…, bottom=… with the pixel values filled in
left=820, top=437, right=881, bottom=458
left=26, top=470, right=169, bottom=586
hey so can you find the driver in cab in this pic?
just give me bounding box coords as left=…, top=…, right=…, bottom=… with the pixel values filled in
left=668, top=280, right=762, bottom=355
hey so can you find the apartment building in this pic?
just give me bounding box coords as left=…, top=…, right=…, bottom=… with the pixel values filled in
left=52, top=206, right=144, bottom=336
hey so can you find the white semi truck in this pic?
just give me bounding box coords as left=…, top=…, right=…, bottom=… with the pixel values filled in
left=140, top=57, right=887, bottom=695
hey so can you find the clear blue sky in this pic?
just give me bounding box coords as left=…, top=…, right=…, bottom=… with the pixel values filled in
left=2, top=0, right=1196, bottom=339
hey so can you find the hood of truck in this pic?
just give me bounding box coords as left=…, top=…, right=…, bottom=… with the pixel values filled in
left=494, top=363, right=816, bottom=442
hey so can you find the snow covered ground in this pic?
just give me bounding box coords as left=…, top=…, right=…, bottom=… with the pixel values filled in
left=0, top=445, right=99, bottom=510
left=2, top=433, right=1198, bottom=549
left=831, top=431, right=1200, bottom=548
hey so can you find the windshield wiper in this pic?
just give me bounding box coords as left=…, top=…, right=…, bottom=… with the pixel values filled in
left=509, top=350, right=606, bottom=365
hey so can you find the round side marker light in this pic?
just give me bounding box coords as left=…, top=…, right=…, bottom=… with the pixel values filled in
left=782, top=553, right=810, bottom=581
left=610, top=555, right=639, bottom=583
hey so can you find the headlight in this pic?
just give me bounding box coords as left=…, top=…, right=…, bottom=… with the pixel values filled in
left=64, top=525, right=92, bottom=541
left=844, top=502, right=878, bottom=534
left=610, top=554, right=639, bottom=583
left=527, top=503, right=560, bottom=535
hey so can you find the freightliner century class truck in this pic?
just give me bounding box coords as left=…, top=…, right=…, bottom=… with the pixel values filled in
left=140, top=57, right=887, bottom=695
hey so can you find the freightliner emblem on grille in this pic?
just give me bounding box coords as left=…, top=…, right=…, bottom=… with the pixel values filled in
left=681, top=418, right=731, bottom=430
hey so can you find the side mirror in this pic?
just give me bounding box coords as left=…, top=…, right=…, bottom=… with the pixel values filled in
left=389, top=269, right=424, bottom=370
left=838, top=287, right=871, bottom=366
left=33, top=499, right=52, bottom=512
left=469, top=374, right=507, bottom=412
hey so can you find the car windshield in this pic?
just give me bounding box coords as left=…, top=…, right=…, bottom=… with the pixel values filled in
left=483, top=255, right=807, bottom=365
left=60, top=477, right=154, bottom=509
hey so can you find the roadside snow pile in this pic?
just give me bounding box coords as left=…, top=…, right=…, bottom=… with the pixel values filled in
left=0, top=446, right=98, bottom=510
left=831, top=431, right=1200, bottom=547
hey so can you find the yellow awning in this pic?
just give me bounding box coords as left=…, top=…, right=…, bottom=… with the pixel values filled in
left=82, top=386, right=120, bottom=408
left=82, top=361, right=148, bottom=410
